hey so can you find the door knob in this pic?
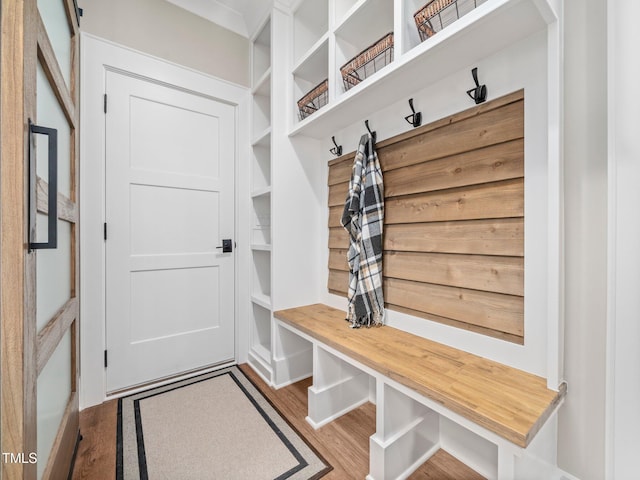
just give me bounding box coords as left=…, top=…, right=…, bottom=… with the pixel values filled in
left=216, top=239, right=233, bottom=253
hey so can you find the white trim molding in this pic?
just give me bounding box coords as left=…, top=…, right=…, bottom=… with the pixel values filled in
left=606, top=1, right=640, bottom=478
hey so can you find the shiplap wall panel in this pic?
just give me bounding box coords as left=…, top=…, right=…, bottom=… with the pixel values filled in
left=379, top=101, right=524, bottom=172
left=329, top=178, right=524, bottom=226
left=328, top=250, right=524, bottom=296
left=384, top=219, right=524, bottom=256
left=384, top=278, right=524, bottom=336
left=330, top=219, right=524, bottom=256
left=383, top=140, right=524, bottom=198
left=327, top=91, right=525, bottom=341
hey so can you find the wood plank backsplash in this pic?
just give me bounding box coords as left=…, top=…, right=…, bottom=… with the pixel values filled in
left=327, top=90, right=525, bottom=343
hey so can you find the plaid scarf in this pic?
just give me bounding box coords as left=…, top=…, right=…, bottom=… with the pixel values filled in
left=340, top=134, right=385, bottom=328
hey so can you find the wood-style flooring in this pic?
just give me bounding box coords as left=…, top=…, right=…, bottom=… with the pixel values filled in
left=71, top=364, right=484, bottom=479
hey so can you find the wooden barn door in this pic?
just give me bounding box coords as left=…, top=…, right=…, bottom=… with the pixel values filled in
left=0, top=0, right=80, bottom=478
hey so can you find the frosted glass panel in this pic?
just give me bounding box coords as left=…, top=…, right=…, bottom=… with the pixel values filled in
left=37, top=62, right=71, bottom=198
left=36, top=216, right=71, bottom=331
left=37, top=0, right=72, bottom=86
left=37, top=329, right=71, bottom=480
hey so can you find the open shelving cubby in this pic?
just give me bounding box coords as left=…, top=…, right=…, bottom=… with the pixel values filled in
left=249, top=15, right=274, bottom=383
left=293, top=38, right=329, bottom=120
left=251, top=192, right=271, bottom=247
left=252, top=17, right=271, bottom=85
left=293, top=0, right=329, bottom=65
left=251, top=133, right=270, bottom=194
left=292, top=0, right=330, bottom=122
left=290, top=0, right=557, bottom=137
left=334, top=0, right=395, bottom=96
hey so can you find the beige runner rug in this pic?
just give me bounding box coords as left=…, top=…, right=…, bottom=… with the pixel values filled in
left=117, top=366, right=331, bottom=480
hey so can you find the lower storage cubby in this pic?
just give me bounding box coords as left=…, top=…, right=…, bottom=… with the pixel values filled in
left=272, top=323, right=313, bottom=388
left=440, top=417, right=498, bottom=479
left=369, top=380, right=496, bottom=480
left=370, top=383, right=440, bottom=480
left=250, top=303, right=271, bottom=364
left=307, top=345, right=374, bottom=429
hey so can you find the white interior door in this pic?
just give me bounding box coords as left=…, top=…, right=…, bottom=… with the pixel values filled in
left=105, top=71, right=236, bottom=392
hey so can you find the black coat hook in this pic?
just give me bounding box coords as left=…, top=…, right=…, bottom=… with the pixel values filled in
left=330, top=136, right=343, bottom=157
left=466, top=67, right=487, bottom=104
left=365, top=120, right=376, bottom=143
left=404, top=98, right=422, bottom=128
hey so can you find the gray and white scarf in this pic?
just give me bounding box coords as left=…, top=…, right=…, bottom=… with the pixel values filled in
left=340, top=134, right=385, bottom=328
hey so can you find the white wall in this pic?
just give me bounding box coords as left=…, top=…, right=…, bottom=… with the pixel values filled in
left=607, top=1, right=640, bottom=478
left=558, top=0, right=608, bottom=478
left=79, top=0, right=250, bottom=86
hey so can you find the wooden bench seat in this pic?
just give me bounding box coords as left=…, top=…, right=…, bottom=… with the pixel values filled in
left=274, top=303, right=565, bottom=449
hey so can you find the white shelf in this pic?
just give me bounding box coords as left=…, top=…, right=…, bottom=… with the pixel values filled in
left=251, top=186, right=272, bottom=198
left=251, top=293, right=272, bottom=310
left=252, top=67, right=271, bottom=96
left=251, top=126, right=272, bottom=146
left=249, top=11, right=273, bottom=385
left=290, top=0, right=555, bottom=139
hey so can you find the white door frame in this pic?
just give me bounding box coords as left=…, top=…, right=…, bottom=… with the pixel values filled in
left=80, top=33, right=251, bottom=409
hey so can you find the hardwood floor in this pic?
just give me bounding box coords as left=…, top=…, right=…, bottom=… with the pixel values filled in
left=71, top=364, right=484, bottom=479
left=71, top=398, right=117, bottom=479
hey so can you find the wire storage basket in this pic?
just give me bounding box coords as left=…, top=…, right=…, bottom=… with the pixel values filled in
left=340, top=32, right=394, bottom=91
left=414, top=0, right=488, bottom=41
left=297, top=79, right=329, bottom=120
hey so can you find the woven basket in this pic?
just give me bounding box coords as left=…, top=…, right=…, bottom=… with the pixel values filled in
left=340, top=32, right=394, bottom=91
left=414, top=0, right=486, bottom=41
left=297, top=79, right=329, bottom=120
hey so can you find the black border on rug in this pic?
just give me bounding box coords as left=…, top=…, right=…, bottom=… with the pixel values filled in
left=239, top=367, right=333, bottom=480
left=116, top=366, right=332, bottom=480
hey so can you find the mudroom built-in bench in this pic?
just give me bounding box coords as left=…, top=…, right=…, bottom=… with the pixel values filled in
left=273, top=304, right=566, bottom=480
left=260, top=90, right=565, bottom=479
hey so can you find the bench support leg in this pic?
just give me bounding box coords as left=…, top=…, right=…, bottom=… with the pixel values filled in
left=498, top=447, right=517, bottom=480
left=368, top=380, right=440, bottom=480
left=306, top=344, right=370, bottom=428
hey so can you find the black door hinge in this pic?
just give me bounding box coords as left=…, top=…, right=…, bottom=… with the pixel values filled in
left=104, top=222, right=107, bottom=240
left=104, top=350, right=108, bottom=368
left=103, top=94, right=107, bottom=114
